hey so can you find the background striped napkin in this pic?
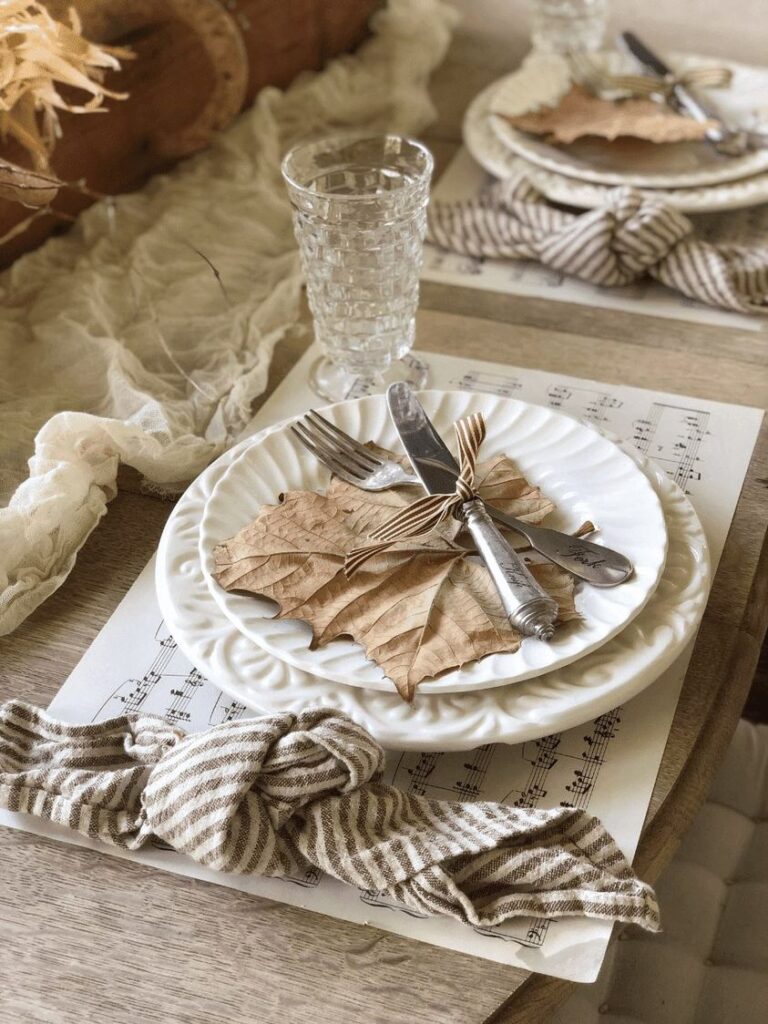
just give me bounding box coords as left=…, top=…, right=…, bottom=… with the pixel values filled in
left=428, top=174, right=768, bottom=314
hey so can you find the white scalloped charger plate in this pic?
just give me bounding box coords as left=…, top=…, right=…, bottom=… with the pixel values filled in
left=155, top=440, right=710, bottom=751
left=488, top=52, right=768, bottom=189
left=196, top=392, right=667, bottom=694
left=465, top=77, right=768, bottom=213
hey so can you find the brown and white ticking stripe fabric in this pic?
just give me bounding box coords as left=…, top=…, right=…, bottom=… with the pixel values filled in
left=427, top=175, right=768, bottom=315
left=345, top=413, right=486, bottom=576
left=0, top=699, right=659, bottom=931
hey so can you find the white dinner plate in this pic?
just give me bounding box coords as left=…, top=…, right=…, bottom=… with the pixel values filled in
left=155, top=437, right=710, bottom=751
left=488, top=52, right=768, bottom=189
left=197, top=391, right=668, bottom=694
left=465, top=78, right=768, bottom=213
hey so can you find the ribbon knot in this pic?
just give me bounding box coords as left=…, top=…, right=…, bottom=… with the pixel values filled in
left=344, top=412, right=486, bottom=577
left=571, top=55, right=733, bottom=101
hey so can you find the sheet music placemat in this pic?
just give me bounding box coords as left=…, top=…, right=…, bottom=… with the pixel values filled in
left=1, top=347, right=762, bottom=982
left=422, top=148, right=768, bottom=334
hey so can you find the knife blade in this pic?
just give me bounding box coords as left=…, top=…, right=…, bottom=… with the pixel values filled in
left=386, top=384, right=633, bottom=587
left=619, top=30, right=671, bottom=79
left=387, top=382, right=558, bottom=640
left=619, top=30, right=742, bottom=150
left=386, top=383, right=467, bottom=494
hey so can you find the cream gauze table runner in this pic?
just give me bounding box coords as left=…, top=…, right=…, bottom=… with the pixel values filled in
left=0, top=0, right=456, bottom=636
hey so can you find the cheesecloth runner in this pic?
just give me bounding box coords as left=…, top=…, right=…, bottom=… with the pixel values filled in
left=0, top=0, right=456, bottom=636
left=0, top=699, right=660, bottom=931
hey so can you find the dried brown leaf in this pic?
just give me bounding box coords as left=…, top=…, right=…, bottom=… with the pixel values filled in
left=503, top=84, right=719, bottom=144
left=213, top=451, right=577, bottom=702
left=0, top=159, right=60, bottom=207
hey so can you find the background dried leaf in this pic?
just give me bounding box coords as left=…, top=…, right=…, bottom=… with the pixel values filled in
left=503, top=84, right=719, bottom=144
left=213, top=453, right=576, bottom=702
left=0, top=160, right=60, bottom=207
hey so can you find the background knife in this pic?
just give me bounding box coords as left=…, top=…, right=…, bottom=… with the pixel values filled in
left=387, top=383, right=558, bottom=641
left=619, top=30, right=750, bottom=153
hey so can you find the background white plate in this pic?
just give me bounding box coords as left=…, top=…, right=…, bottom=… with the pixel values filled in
left=199, top=391, right=667, bottom=694
left=488, top=52, right=768, bottom=189
left=465, top=79, right=768, bottom=212
left=155, top=439, right=710, bottom=751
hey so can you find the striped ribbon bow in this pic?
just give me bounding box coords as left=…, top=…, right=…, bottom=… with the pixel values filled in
left=0, top=699, right=660, bottom=931
left=572, top=55, right=733, bottom=101
left=345, top=412, right=486, bottom=576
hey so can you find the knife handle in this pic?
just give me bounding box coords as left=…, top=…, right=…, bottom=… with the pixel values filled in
left=482, top=504, right=634, bottom=587
left=670, top=83, right=730, bottom=142
left=462, top=499, right=558, bottom=640
left=619, top=31, right=731, bottom=143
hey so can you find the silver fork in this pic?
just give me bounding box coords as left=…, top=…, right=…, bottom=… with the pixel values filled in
left=290, top=410, right=633, bottom=587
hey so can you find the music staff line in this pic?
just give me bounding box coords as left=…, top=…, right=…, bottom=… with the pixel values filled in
left=92, top=620, right=247, bottom=729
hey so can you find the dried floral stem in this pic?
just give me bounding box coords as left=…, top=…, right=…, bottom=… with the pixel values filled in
left=0, top=203, right=76, bottom=246
left=182, top=242, right=231, bottom=304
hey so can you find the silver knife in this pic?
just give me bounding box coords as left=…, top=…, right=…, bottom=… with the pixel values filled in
left=387, top=382, right=558, bottom=641
left=619, top=31, right=765, bottom=155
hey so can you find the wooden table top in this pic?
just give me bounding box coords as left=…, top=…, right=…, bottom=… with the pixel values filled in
left=2, top=16, right=768, bottom=1024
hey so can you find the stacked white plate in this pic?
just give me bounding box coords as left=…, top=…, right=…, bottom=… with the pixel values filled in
left=464, top=51, right=768, bottom=212
left=156, top=390, right=711, bottom=751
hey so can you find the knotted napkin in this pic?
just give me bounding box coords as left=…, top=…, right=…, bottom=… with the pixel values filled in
left=345, top=413, right=486, bottom=575
left=0, top=699, right=659, bottom=930
left=427, top=173, right=768, bottom=314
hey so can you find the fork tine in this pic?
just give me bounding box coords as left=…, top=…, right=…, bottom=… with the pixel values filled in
left=291, top=425, right=374, bottom=488
left=290, top=423, right=351, bottom=477
left=306, top=410, right=383, bottom=467
left=300, top=414, right=380, bottom=474
left=291, top=423, right=366, bottom=481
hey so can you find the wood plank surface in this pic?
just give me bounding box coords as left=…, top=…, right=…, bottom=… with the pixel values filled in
left=2, top=3, right=768, bottom=1023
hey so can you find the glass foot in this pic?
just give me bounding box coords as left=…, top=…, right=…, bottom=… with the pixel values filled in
left=309, top=353, right=430, bottom=403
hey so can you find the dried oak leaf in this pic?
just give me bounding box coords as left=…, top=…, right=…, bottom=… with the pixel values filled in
left=502, top=84, right=718, bottom=144
left=213, top=451, right=577, bottom=702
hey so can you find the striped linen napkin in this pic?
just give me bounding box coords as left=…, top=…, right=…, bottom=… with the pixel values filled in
left=427, top=174, right=768, bottom=314
left=0, top=699, right=659, bottom=930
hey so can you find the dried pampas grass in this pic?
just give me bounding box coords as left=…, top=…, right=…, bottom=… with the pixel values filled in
left=0, top=1, right=132, bottom=169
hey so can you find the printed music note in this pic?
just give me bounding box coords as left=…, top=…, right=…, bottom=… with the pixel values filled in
left=514, top=783, right=547, bottom=807
left=405, top=753, right=438, bottom=796
left=209, top=695, right=248, bottom=725
left=546, top=384, right=623, bottom=424
left=449, top=371, right=522, bottom=398
left=565, top=771, right=592, bottom=797
left=631, top=403, right=710, bottom=494
left=525, top=920, right=548, bottom=945
left=93, top=619, right=231, bottom=730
